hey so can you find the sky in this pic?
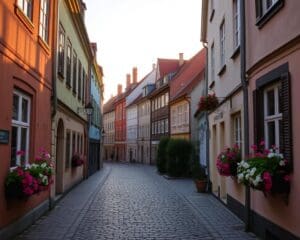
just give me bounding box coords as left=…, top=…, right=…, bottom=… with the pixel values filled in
left=84, top=0, right=202, bottom=102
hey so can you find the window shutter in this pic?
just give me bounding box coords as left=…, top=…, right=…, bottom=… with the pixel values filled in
left=253, top=89, right=264, bottom=145
left=255, top=0, right=262, bottom=19
left=280, top=72, right=293, bottom=167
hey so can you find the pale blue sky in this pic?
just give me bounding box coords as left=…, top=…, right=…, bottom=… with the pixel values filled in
left=84, top=0, right=202, bottom=101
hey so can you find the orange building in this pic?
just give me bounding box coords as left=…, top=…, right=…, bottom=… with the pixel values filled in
left=0, top=1, right=57, bottom=238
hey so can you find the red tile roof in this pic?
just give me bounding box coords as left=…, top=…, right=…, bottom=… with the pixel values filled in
left=170, top=49, right=206, bottom=102
left=157, top=58, right=181, bottom=79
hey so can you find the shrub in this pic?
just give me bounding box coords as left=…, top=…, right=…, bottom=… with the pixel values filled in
left=156, top=137, right=170, bottom=173
left=166, top=139, right=193, bottom=177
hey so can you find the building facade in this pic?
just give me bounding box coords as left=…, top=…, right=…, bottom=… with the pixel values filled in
left=88, top=43, right=104, bottom=176
left=244, top=0, right=300, bottom=238
left=0, top=0, right=57, bottom=237
left=103, top=97, right=116, bottom=161
left=201, top=0, right=245, bottom=204
left=170, top=50, right=206, bottom=141
left=51, top=0, right=92, bottom=196
left=149, top=57, right=183, bottom=163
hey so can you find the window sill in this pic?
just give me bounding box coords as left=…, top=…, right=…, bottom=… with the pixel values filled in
left=256, top=0, right=284, bottom=29
left=38, top=36, right=50, bottom=55
left=14, top=4, right=34, bottom=34
left=231, top=46, right=240, bottom=59
left=209, top=9, right=215, bottom=22
left=218, top=64, right=226, bottom=76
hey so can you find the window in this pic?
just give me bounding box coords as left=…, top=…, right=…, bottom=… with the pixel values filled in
left=220, top=20, right=225, bottom=67
left=66, top=40, right=72, bottom=87
left=161, top=94, right=165, bottom=107
left=58, top=24, right=65, bottom=76
left=165, top=93, right=169, bottom=105
left=184, top=103, right=188, bottom=124
left=264, top=84, right=282, bottom=149
left=82, top=70, right=86, bottom=102
left=72, top=51, right=77, bottom=94
left=211, top=43, right=215, bottom=81
left=72, top=132, right=78, bottom=154
left=78, top=61, right=82, bottom=100
left=17, top=0, right=33, bottom=20
left=39, top=0, right=50, bottom=43
left=11, top=91, right=31, bottom=167
left=77, top=133, right=80, bottom=154
left=232, top=113, right=242, bottom=148
left=65, top=131, right=71, bottom=168
left=165, top=119, right=169, bottom=133
left=255, top=0, right=283, bottom=28
left=233, top=0, right=240, bottom=48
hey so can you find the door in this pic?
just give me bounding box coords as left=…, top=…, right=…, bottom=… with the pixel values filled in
left=56, top=119, right=64, bottom=194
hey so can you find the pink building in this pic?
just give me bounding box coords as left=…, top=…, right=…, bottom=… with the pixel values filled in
left=246, top=0, right=300, bottom=239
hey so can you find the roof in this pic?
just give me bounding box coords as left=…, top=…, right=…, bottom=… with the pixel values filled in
left=103, top=96, right=117, bottom=114
left=127, top=93, right=143, bottom=108
left=170, top=48, right=206, bottom=102
left=157, top=58, right=181, bottom=79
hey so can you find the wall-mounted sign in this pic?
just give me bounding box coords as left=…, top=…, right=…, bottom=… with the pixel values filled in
left=214, top=111, right=223, bottom=121
left=0, top=130, right=9, bottom=144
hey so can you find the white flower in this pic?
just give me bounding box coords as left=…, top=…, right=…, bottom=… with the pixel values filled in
left=250, top=168, right=256, bottom=176
left=252, top=175, right=262, bottom=186
left=268, top=152, right=275, bottom=158
left=245, top=173, right=250, bottom=180
left=42, top=175, right=48, bottom=185
left=39, top=173, right=44, bottom=178
left=242, top=161, right=250, bottom=169
left=41, top=163, right=47, bottom=168
left=279, top=160, right=285, bottom=166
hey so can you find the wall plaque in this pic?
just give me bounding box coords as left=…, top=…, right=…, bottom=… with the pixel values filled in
left=0, top=130, right=9, bottom=144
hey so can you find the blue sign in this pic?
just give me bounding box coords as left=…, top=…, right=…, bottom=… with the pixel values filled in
left=0, top=130, right=9, bottom=144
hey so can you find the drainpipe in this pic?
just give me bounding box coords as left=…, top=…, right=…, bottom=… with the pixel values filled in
left=202, top=42, right=211, bottom=192
left=240, top=0, right=251, bottom=231
left=51, top=0, right=59, bottom=119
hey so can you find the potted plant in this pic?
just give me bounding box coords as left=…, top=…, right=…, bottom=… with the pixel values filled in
left=192, top=162, right=207, bottom=193
left=198, top=93, right=219, bottom=112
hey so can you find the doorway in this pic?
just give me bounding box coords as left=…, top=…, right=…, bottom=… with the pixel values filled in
left=55, top=119, right=64, bottom=194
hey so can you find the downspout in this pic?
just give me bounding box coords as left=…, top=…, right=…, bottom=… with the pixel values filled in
left=202, top=42, right=210, bottom=192
left=51, top=0, right=59, bottom=119
left=240, top=0, right=251, bottom=231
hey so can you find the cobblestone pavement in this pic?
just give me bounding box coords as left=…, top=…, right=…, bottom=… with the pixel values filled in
left=15, top=163, right=257, bottom=240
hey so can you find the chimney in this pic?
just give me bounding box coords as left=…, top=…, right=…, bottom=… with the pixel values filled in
left=132, top=67, right=138, bottom=84
left=152, top=63, right=156, bottom=70
left=179, top=53, right=184, bottom=66
left=126, top=74, right=131, bottom=89
left=117, top=84, right=122, bottom=95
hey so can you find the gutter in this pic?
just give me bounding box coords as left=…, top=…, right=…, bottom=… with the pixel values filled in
left=240, top=0, right=251, bottom=231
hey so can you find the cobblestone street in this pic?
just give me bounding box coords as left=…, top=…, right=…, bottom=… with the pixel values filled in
left=15, top=163, right=256, bottom=240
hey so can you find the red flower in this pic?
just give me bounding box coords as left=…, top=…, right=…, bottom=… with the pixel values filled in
left=263, top=171, right=272, bottom=192
left=16, top=150, right=25, bottom=156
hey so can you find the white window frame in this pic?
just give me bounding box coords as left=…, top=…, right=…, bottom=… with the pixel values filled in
left=11, top=90, right=31, bottom=167
left=232, top=113, right=242, bottom=148
left=17, top=0, right=33, bottom=20
left=220, top=20, right=225, bottom=67
left=262, top=0, right=279, bottom=15
left=39, top=0, right=50, bottom=43
left=263, top=83, right=282, bottom=149
left=233, top=0, right=240, bottom=48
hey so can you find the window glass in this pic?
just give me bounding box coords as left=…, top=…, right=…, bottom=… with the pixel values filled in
left=267, top=89, right=275, bottom=116
left=13, top=94, right=19, bottom=121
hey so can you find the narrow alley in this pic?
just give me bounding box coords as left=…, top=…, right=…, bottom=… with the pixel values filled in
left=15, top=163, right=256, bottom=240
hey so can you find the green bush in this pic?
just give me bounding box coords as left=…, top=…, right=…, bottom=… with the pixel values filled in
left=166, top=139, right=193, bottom=177
left=156, top=137, right=170, bottom=173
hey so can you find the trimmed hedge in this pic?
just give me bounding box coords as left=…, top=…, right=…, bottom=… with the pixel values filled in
left=166, top=138, right=193, bottom=177
left=156, top=137, right=170, bottom=174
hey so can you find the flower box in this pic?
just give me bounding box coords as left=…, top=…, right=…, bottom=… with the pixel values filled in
left=216, top=145, right=241, bottom=177
left=71, top=153, right=84, bottom=167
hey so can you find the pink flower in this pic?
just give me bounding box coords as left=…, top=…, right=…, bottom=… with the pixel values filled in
left=263, top=171, right=272, bottom=192
left=251, top=145, right=258, bottom=151
left=16, top=150, right=25, bottom=156
left=35, top=156, right=43, bottom=161
left=259, top=141, right=265, bottom=146
left=284, top=175, right=291, bottom=182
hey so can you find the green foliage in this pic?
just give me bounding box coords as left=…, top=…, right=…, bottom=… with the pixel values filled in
left=166, top=138, right=193, bottom=177
left=156, top=137, right=170, bottom=173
